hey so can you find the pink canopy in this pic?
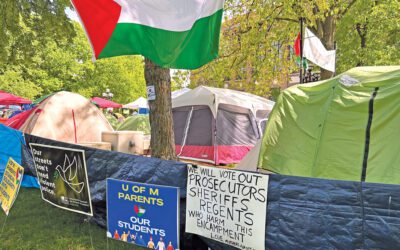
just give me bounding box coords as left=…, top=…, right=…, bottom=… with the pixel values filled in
left=0, top=90, right=32, bottom=105
left=91, top=97, right=122, bottom=108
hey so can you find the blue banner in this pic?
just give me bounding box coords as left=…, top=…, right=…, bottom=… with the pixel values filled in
left=107, top=179, right=180, bottom=249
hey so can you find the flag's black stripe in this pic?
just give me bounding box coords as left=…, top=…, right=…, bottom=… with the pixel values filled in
left=361, top=87, right=379, bottom=182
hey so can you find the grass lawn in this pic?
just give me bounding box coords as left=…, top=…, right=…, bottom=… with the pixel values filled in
left=0, top=188, right=143, bottom=250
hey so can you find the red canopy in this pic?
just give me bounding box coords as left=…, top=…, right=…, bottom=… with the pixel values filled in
left=0, top=91, right=32, bottom=105
left=91, top=97, right=122, bottom=108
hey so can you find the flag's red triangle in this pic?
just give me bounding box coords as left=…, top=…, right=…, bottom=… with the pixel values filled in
left=72, top=0, right=121, bottom=58
left=294, top=32, right=301, bottom=57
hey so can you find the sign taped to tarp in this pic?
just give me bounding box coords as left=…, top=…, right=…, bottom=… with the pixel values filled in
left=30, top=143, right=93, bottom=216
left=185, top=165, right=269, bottom=250
left=107, top=179, right=180, bottom=249
left=0, top=158, right=24, bottom=215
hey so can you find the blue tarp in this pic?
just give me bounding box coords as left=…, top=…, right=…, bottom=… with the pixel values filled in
left=138, top=107, right=149, bottom=114
left=23, top=134, right=400, bottom=249
left=0, top=124, right=39, bottom=188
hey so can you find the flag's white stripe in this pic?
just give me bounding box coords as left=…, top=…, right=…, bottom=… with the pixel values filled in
left=114, top=0, right=224, bottom=32
left=303, top=28, right=336, bottom=72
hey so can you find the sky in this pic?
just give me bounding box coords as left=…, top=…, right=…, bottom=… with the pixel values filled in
left=65, top=7, right=79, bottom=21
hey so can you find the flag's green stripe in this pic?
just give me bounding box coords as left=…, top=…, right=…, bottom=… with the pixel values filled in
left=99, top=9, right=223, bottom=69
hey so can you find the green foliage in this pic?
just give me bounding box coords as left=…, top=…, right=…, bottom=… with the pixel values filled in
left=171, top=70, right=190, bottom=90
left=104, top=113, right=120, bottom=129
left=0, top=66, right=41, bottom=99
left=2, top=0, right=398, bottom=102
left=191, top=0, right=399, bottom=94
left=82, top=55, right=146, bottom=104
left=191, top=0, right=297, bottom=97
left=0, top=14, right=146, bottom=103
left=336, top=0, right=400, bottom=73
left=0, top=0, right=74, bottom=63
left=117, top=115, right=151, bottom=135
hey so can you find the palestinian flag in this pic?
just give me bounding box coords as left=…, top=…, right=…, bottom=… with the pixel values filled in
left=72, top=0, right=225, bottom=69
left=134, top=205, right=146, bottom=217
left=15, top=169, right=23, bottom=185
left=293, top=32, right=308, bottom=70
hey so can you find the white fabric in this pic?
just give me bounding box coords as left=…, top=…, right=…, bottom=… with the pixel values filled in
left=172, top=86, right=275, bottom=118
left=339, top=75, right=360, bottom=87
left=303, top=28, right=336, bottom=72
left=123, top=97, right=149, bottom=109
left=171, top=88, right=191, bottom=99
left=235, top=140, right=262, bottom=172
left=115, top=0, right=224, bottom=31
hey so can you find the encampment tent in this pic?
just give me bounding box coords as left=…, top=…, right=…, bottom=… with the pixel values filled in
left=0, top=124, right=39, bottom=188
left=91, top=97, right=122, bottom=109
left=259, top=66, right=400, bottom=185
left=7, top=91, right=113, bottom=143
left=104, top=113, right=119, bottom=129
left=123, top=97, right=149, bottom=109
left=117, top=115, right=150, bottom=134
left=172, top=86, right=275, bottom=164
left=171, top=88, right=191, bottom=99
left=123, top=97, right=149, bottom=114
left=0, top=91, right=32, bottom=105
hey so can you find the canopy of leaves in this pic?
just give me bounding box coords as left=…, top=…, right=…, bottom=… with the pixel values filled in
left=2, top=1, right=399, bottom=102
left=0, top=0, right=74, bottom=62
left=336, top=0, right=400, bottom=73
left=191, top=0, right=400, bottom=97
left=0, top=2, right=146, bottom=103
left=191, top=1, right=297, bottom=97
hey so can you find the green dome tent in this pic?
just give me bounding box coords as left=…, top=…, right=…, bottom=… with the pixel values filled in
left=258, top=66, right=400, bottom=184
left=117, top=115, right=150, bottom=134
left=104, top=113, right=119, bottom=129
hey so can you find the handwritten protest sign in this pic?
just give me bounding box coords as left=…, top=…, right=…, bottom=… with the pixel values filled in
left=0, top=158, right=24, bottom=215
left=30, top=143, right=92, bottom=216
left=107, top=179, right=180, bottom=249
left=185, top=165, right=269, bottom=250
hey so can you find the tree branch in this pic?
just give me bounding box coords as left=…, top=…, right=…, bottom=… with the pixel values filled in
left=274, top=17, right=298, bottom=23
left=340, top=0, right=358, bottom=16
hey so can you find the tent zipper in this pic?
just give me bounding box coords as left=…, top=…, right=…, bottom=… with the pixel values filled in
left=361, top=87, right=379, bottom=182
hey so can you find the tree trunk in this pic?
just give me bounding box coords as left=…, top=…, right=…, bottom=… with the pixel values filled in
left=356, top=23, right=367, bottom=66
left=318, top=15, right=336, bottom=80
left=144, top=58, right=177, bottom=161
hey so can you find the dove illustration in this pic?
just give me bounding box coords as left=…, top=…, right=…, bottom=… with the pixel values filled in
left=55, top=155, right=85, bottom=194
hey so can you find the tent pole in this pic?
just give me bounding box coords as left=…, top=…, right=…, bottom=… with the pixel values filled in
left=72, top=109, right=77, bottom=144
left=299, top=17, right=304, bottom=84
left=333, top=41, right=337, bottom=77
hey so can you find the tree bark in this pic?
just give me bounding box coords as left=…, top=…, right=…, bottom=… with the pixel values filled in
left=356, top=23, right=367, bottom=66
left=144, top=58, right=177, bottom=161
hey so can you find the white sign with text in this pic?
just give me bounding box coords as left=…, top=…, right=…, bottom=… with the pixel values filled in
left=146, top=85, right=156, bottom=101
left=185, top=165, right=269, bottom=250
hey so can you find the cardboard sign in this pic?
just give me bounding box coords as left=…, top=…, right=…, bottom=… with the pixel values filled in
left=185, top=166, right=269, bottom=250
left=107, top=179, right=179, bottom=250
left=0, top=158, right=24, bottom=215
left=30, top=143, right=93, bottom=216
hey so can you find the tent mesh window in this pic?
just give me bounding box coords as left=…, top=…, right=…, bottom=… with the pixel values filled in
left=173, top=105, right=214, bottom=146
left=185, top=106, right=213, bottom=146
left=216, top=104, right=259, bottom=145
left=172, top=107, right=191, bottom=145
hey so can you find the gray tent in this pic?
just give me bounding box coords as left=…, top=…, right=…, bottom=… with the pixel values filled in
left=172, top=86, right=274, bottom=165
